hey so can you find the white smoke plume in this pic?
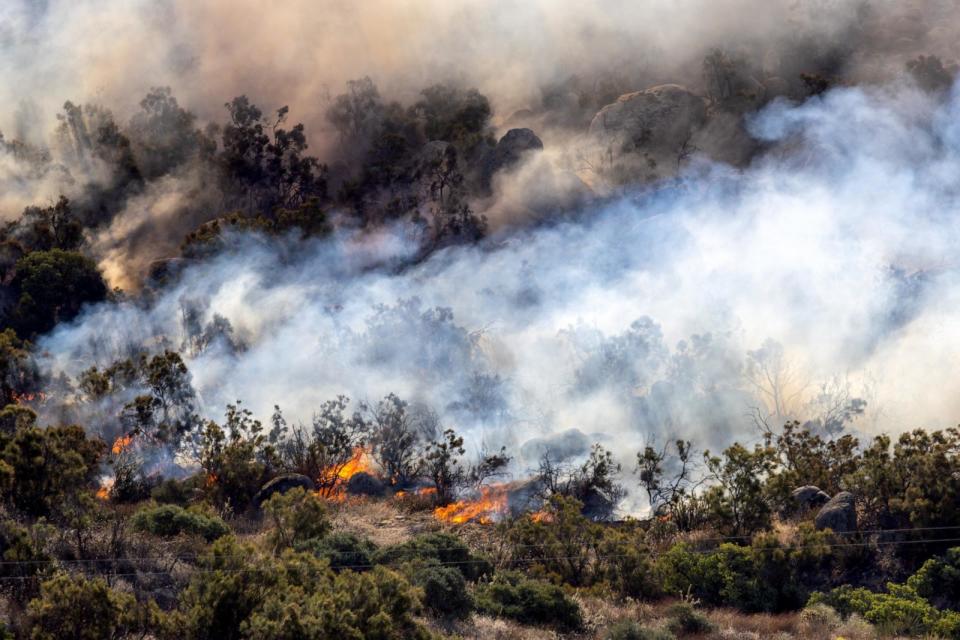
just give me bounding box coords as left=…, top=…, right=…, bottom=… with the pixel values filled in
left=35, top=77, right=960, bottom=491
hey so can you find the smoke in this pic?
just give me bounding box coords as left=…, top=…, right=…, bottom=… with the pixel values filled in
left=34, top=78, right=960, bottom=490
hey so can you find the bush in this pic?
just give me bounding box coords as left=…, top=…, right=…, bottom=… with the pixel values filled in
left=907, top=546, right=960, bottom=609
left=375, top=531, right=490, bottom=580
left=808, top=583, right=949, bottom=637
left=262, top=487, right=330, bottom=551
left=131, top=504, right=230, bottom=542
left=655, top=527, right=833, bottom=613
left=474, top=571, right=582, bottom=631
left=296, top=532, right=377, bottom=571
left=798, top=602, right=841, bottom=635
left=666, top=602, right=715, bottom=635
left=415, top=564, right=472, bottom=619
left=606, top=620, right=675, bottom=640
left=27, top=573, right=159, bottom=640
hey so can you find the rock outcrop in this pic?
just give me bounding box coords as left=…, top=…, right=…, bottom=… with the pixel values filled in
left=253, top=473, right=316, bottom=508
left=815, top=491, right=857, bottom=533
left=792, top=485, right=832, bottom=511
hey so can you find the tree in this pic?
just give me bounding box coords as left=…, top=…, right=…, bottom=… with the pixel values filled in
left=702, top=442, right=777, bottom=536
left=272, top=397, right=368, bottom=497
left=636, top=439, right=696, bottom=518
left=422, top=428, right=466, bottom=505
left=199, top=402, right=275, bottom=511
left=367, top=393, right=423, bottom=487
left=219, top=97, right=327, bottom=214
left=9, top=249, right=108, bottom=338
left=325, top=77, right=383, bottom=143
left=128, top=87, right=208, bottom=179
left=6, top=196, right=84, bottom=252
left=0, top=329, right=39, bottom=407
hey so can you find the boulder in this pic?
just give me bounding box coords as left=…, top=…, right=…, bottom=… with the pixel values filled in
left=815, top=491, right=857, bottom=533
left=482, top=128, right=544, bottom=189
left=791, top=485, right=831, bottom=511
left=345, top=471, right=387, bottom=497
left=253, top=473, right=316, bottom=508
left=589, top=84, right=707, bottom=161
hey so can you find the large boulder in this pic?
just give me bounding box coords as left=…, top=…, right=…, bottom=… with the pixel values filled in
left=346, top=471, right=387, bottom=497
left=589, top=85, right=707, bottom=169
left=815, top=491, right=857, bottom=533
left=791, top=485, right=831, bottom=512
left=481, top=128, right=544, bottom=190
left=253, top=473, right=316, bottom=508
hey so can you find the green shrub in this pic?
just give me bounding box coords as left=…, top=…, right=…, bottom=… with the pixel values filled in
left=606, top=620, right=675, bottom=640
left=798, top=602, right=841, bottom=634
left=808, top=583, right=946, bottom=637
left=655, top=527, right=832, bottom=613
left=375, top=531, right=490, bottom=580
left=296, top=533, right=377, bottom=571
left=474, top=571, right=582, bottom=631
left=414, top=564, right=472, bottom=619
left=27, top=572, right=159, bottom=640
left=907, top=546, right=960, bottom=610
left=261, top=487, right=330, bottom=551
left=666, top=602, right=715, bottom=635
left=131, top=504, right=230, bottom=542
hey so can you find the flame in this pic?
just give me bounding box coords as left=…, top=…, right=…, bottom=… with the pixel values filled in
left=111, top=434, right=134, bottom=455
left=206, top=473, right=217, bottom=487
left=317, top=446, right=375, bottom=501
left=96, top=477, right=114, bottom=500
left=337, top=446, right=374, bottom=480
left=530, top=510, right=551, bottom=523
left=434, top=484, right=509, bottom=525
left=11, top=391, right=46, bottom=405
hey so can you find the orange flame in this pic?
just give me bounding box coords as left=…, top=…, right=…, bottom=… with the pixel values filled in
left=96, top=478, right=114, bottom=500
left=316, top=446, right=376, bottom=502
left=337, top=446, right=374, bottom=480
left=434, top=484, right=509, bottom=525
left=111, top=434, right=134, bottom=455
left=530, top=510, right=552, bottom=523
left=12, top=391, right=46, bottom=405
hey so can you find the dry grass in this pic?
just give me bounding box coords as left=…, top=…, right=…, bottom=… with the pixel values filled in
left=329, top=496, right=440, bottom=547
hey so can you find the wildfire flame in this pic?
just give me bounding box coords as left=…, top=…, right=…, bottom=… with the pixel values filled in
left=434, top=484, right=509, bottom=525
left=12, top=391, right=46, bottom=405
left=96, top=477, right=114, bottom=500
left=111, top=434, right=134, bottom=455
left=317, top=446, right=375, bottom=502
left=337, top=446, right=374, bottom=480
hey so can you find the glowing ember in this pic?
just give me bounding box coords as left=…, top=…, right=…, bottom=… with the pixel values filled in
left=530, top=510, right=551, bottom=523
left=434, top=484, right=509, bottom=525
left=111, top=434, right=134, bottom=455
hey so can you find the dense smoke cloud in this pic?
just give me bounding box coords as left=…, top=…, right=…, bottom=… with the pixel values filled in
left=36, top=78, right=960, bottom=487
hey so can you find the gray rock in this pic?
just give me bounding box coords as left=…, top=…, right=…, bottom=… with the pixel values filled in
left=589, top=84, right=707, bottom=159
left=253, top=473, right=316, bottom=508
left=792, top=485, right=831, bottom=511
left=482, top=128, right=544, bottom=189
left=815, top=491, right=857, bottom=533
left=346, top=471, right=387, bottom=497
